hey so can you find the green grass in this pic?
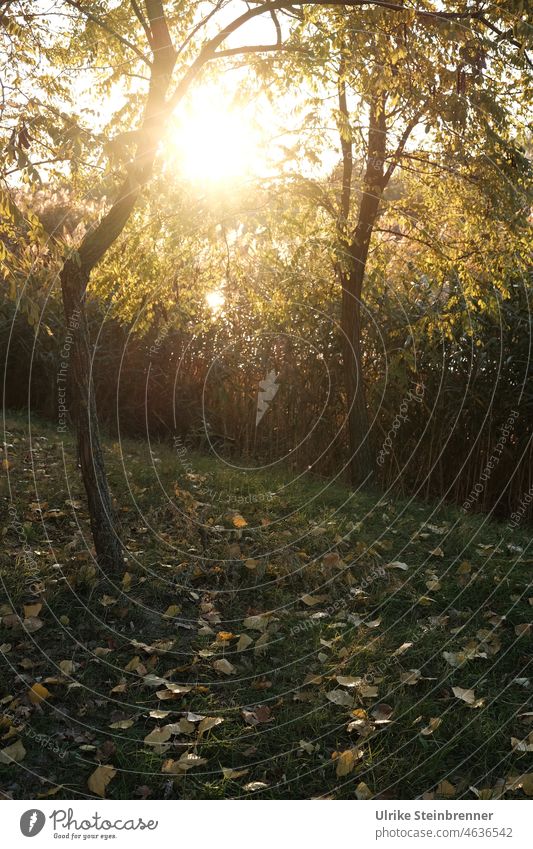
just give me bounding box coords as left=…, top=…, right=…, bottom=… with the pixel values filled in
left=0, top=413, right=532, bottom=800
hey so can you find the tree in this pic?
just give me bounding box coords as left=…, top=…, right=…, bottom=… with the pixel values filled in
left=277, top=3, right=531, bottom=484
left=2, top=0, right=529, bottom=572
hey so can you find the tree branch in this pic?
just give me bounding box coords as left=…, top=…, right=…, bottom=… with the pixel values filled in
left=130, top=0, right=153, bottom=48
left=383, top=110, right=423, bottom=186
left=63, top=0, right=152, bottom=67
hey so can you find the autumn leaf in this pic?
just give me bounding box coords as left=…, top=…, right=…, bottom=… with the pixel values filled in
left=222, top=766, right=249, bottom=780
left=197, top=716, right=224, bottom=737
left=355, top=781, right=373, bottom=799
left=326, top=690, right=355, bottom=707
left=299, top=593, right=322, bottom=607
left=0, top=738, right=26, bottom=764
left=28, top=683, right=51, bottom=704
left=212, top=658, right=237, bottom=675
left=22, top=616, right=44, bottom=633
left=231, top=513, right=247, bottom=528
left=143, top=726, right=172, bottom=746
left=23, top=602, right=42, bottom=618
left=87, top=764, right=116, bottom=798
left=334, top=747, right=362, bottom=777
left=452, top=686, right=476, bottom=704
left=421, top=717, right=442, bottom=736
left=236, top=634, right=253, bottom=652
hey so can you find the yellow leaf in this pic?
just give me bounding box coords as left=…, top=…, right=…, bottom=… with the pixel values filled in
left=28, top=683, right=51, bottom=704
left=163, top=604, right=181, bottom=619
left=232, top=514, right=247, bottom=528
left=335, top=748, right=361, bottom=777
left=0, top=738, right=26, bottom=764
left=23, top=602, right=42, bottom=618
left=87, top=764, right=116, bottom=798
left=437, top=779, right=456, bottom=797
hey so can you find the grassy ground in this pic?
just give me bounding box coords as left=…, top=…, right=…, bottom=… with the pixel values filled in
left=1, top=412, right=532, bottom=800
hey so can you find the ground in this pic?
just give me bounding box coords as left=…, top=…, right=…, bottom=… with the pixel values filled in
left=0, top=413, right=532, bottom=800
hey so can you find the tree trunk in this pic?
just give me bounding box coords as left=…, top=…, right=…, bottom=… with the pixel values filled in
left=341, top=264, right=374, bottom=486
left=339, top=96, right=387, bottom=486
left=56, top=1, right=177, bottom=575
left=60, top=259, right=125, bottom=573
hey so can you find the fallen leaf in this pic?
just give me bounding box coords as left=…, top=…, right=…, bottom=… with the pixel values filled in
left=163, top=605, right=181, bottom=619
left=197, top=716, right=224, bottom=737
left=100, top=595, right=117, bottom=607
left=232, top=514, right=248, bottom=529
left=87, top=764, right=116, bottom=798
left=212, top=658, right=236, bottom=676
left=222, top=767, right=249, bottom=780
left=326, top=690, right=355, bottom=707
left=370, top=703, right=393, bottom=722
left=23, top=602, right=42, bottom=618
left=28, top=683, right=51, bottom=704
left=421, top=717, right=442, bottom=736
left=355, top=781, right=373, bottom=799
left=243, top=613, right=271, bottom=632
left=236, top=634, right=253, bottom=652
left=0, top=739, right=26, bottom=764
left=437, top=779, right=456, bottom=797
left=144, top=727, right=172, bottom=746
left=22, top=616, right=44, bottom=633
left=109, top=719, right=135, bottom=730
left=336, top=676, right=362, bottom=688
left=301, top=594, right=326, bottom=607
left=452, top=686, right=476, bottom=705
left=334, top=747, right=362, bottom=777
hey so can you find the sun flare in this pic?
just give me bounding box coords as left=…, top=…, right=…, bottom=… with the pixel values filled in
left=205, top=288, right=226, bottom=315
left=172, top=87, right=261, bottom=182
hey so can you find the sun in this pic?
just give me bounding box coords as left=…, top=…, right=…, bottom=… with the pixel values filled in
left=205, top=288, right=225, bottom=315
left=171, top=86, right=261, bottom=182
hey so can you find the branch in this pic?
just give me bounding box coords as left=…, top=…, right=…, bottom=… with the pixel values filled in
left=376, top=226, right=451, bottom=259
left=167, top=1, right=483, bottom=111
left=214, top=43, right=305, bottom=58
left=130, top=0, right=153, bottom=48
left=383, top=110, right=423, bottom=186
left=63, top=0, right=152, bottom=67
left=477, top=14, right=533, bottom=70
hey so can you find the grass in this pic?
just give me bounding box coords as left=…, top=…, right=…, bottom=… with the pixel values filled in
left=0, top=412, right=532, bottom=800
